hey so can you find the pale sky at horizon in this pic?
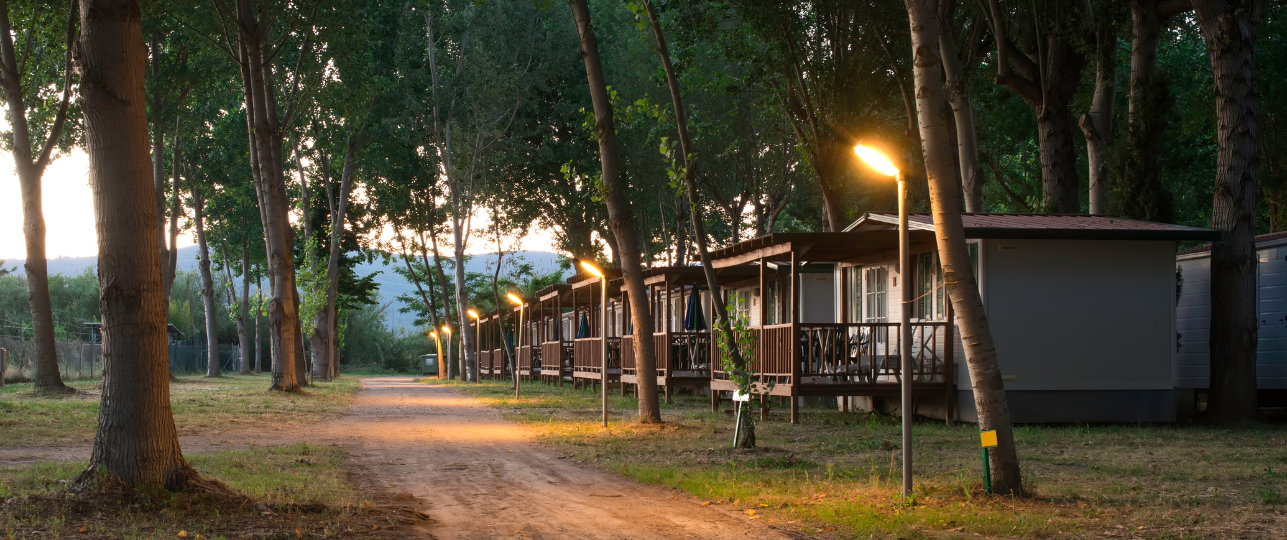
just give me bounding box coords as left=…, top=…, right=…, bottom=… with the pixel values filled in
left=0, top=146, right=563, bottom=261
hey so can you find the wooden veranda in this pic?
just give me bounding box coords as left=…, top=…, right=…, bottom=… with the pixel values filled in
left=616, top=266, right=759, bottom=402
left=567, top=268, right=623, bottom=391
left=709, top=232, right=957, bottom=424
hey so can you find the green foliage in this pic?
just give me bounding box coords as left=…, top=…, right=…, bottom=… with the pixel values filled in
left=715, top=297, right=769, bottom=448
left=0, top=268, right=99, bottom=334
left=341, top=302, right=432, bottom=373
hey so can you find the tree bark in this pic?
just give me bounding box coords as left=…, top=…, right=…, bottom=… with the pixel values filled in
left=164, top=118, right=181, bottom=299
left=191, top=185, right=220, bottom=378
left=234, top=0, right=301, bottom=391
left=0, top=0, right=75, bottom=393
left=254, top=272, right=263, bottom=374
left=641, top=0, right=735, bottom=423
left=313, top=133, right=361, bottom=381
left=1195, top=0, right=1261, bottom=423
left=75, top=0, right=194, bottom=489
left=238, top=242, right=251, bottom=374
left=988, top=0, right=1087, bottom=213
left=1080, top=13, right=1116, bottom=215
left=907, top=0, right=1024, bottom=495
left=572, top=0, right=660, bottom=422
left=937, top=1, right=985, bottom=212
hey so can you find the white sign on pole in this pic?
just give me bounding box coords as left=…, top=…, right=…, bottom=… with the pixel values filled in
left=733, top=390, right=750, bottom=402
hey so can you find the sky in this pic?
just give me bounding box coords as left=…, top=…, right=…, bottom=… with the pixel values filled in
left=0, top=146, right=562, bottom=261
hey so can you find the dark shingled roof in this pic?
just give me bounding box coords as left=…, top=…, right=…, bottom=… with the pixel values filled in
left=1177, top=230, right=1287, bottom=256
left=849, top=212, right=1219, bottom=241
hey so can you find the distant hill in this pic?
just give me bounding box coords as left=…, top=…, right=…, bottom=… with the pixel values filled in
left=4, top=247, right=569, bottom=331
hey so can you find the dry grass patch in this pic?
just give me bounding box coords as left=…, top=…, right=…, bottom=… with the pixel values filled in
left=434, top=378, right=1287, bottom=539
left=0, top=375, right=360, bottom=447
left=0, top=443, right=431, bottom=539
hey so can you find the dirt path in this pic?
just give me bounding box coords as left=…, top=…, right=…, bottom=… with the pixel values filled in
left=329, top=377, right=801, bottom=540
left=3, top=377, right=801, bottom=539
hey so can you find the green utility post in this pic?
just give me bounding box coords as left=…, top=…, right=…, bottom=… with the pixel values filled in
left=980, top=430, right=998, bottom=494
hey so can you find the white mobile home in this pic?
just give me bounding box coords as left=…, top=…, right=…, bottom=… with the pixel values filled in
left=1176, top=231, right=1287, bottom=408
left=709, top=213, right=1217, bottom=423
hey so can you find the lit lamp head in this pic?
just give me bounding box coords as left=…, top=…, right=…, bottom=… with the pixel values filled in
left=507, top=293, right=523, bottom=306
left=854, top=142, right=900, bottom=177
left=467, top=309, right=480, bottom=320
left=579, top=259, right=604, bottom=278
left=441, top=325, right=451, bottom=335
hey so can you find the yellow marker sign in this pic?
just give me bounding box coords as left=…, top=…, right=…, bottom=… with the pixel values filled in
left=980, top=430, right=998, bottom=448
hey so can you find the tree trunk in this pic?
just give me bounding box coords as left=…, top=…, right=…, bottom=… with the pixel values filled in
left=1080, top=16, right=1116, bottom=215
left=235, top=0, right=300, bottom=391
left=937, top=3, right=985, bottom=212
left=907, top=0, right=1024, bottom=495
left=254, top=274, right=263, bottom=374
left=641, top=0, right=737, bottom=423
left=1036, top=107, right=1081, bottom=213
left=1195, top=0, right=1261, bottom=423
left=572, top=0, right=660, bottom=422
left=164, top=120, right=181, bottom=299
left=237, top=243, right=251, bottom=374
left=314, top=133, right=361, bottom=382
left=0, top=0, right=72, bottom=393
left=75, top=0, right=194, bottom=488
left=989, top=0, right=1087, bottom=213
left=191, top=185, right=220, bottom=378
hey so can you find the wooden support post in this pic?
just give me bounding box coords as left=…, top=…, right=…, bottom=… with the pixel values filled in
left=790, top=249, right=800, bottom=425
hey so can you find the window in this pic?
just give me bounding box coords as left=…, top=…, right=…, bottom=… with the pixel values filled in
left=914, top=252, right=947, bottom=321
left=864, top=267, right=887, bottom=322
left=844, top=266, right=862, bottom=323
left=765, top=281, right=780, bottom=325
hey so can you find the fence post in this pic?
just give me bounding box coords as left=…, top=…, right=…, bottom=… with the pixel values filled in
left=1, top=347, right=6, bottom=387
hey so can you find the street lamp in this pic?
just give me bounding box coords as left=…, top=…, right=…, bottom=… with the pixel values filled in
left=467, top=309, right=481, bottom=382
left=507, top=292, right=524, bottom=399
left=854, top=142, right=913, bottom=499
left=579, top=259, right=609, bottom=427
left=441, top=325, right=454, bottom=380
left=429, top=329, right=444, bottom=378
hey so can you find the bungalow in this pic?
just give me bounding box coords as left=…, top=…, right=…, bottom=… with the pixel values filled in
left=711, top=213, right=1218, bottom=423
left=1175, top=231, right=1287, bottom=409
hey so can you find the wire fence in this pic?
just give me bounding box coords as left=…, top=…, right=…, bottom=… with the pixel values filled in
left=0, top=320, right=243, bottom=382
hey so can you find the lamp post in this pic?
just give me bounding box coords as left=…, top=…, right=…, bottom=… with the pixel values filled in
left=855, top=142, right=913, bottom=499
left=467, top=309, right=480, bottom=382
left=429, top=329, right=443, bottom=378
left=579, top=260, right=609, bottom=427
left=507, top=292, right=525, bottom=399
left=441, top=325, right=454, bottom=379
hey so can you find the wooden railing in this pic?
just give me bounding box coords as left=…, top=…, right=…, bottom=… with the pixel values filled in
left=573, top=337, right=621, bottom=373
left=518, top=345, right=541, bottom=372
left=491, top=348, right=507, bottom=377
left=712, top=322, right=951, bottom=386
left=477, top=350, right=492, bottom=374
left=621, top=332, right=713, bottom=380
left=540, top=341, right=573, bottom=374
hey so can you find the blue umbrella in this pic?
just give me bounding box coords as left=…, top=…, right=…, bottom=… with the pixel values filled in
left=577, top=311, right=590, bottom=338
left=683, top=288, right=707, bottom=331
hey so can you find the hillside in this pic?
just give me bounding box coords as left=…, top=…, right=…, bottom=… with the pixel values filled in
left=3, top=247, right=568, bottom=330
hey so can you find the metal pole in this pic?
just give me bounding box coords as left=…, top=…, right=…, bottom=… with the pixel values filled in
left=601, top=280, right=609, bottom=427
left=898, top=172, right=912, bottom=499
left=515, top=303, right=523, bottom=399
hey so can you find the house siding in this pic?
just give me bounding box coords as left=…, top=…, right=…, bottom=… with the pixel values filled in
left=981, top=239, right=1176, bottom=392
left=1177, top=244, right=1287, bottom=390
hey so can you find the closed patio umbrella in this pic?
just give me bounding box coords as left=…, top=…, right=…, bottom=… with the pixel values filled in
left=577, top=311, right=590, bottom=338
left=683, top=288, right=707, bottom=331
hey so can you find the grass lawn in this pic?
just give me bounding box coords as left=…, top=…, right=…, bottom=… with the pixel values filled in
left=435, top=378, right=1287, bottom=539
left=0, top=443, right=428, bottom=539
left=0, top=374, right=360, bottom=447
